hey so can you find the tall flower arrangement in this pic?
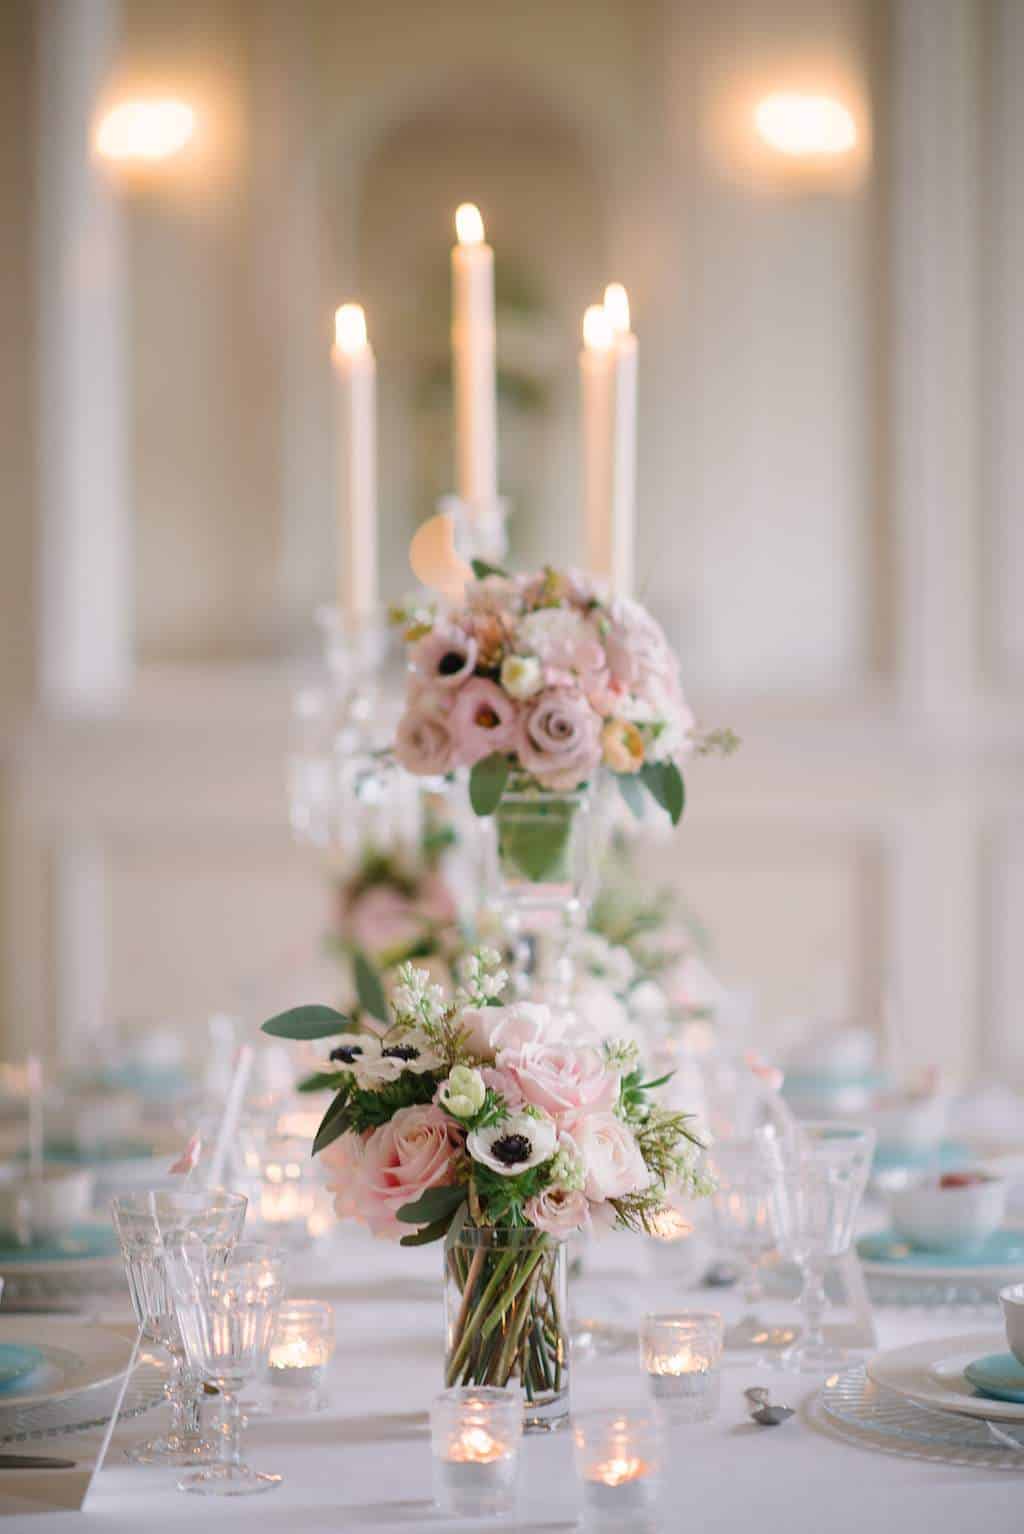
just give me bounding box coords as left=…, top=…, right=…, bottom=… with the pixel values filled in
left=260, top=951, right=709, bottom=1401
left=392, top=566, right=734, bottom=869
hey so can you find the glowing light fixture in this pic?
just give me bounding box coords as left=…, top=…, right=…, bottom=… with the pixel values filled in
left=603, top=282, right=631, bottom=336
left=334, top=302, right=368, bottom=354
left=96, top=99, right=195, bottom=162
left=754, top=93, right=857, bottom=157
left=454, top=202, right=485, bottom=246
left=582, top=303, right=614, bottom=351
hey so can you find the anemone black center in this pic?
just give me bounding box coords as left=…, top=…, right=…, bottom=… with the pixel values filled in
left=382, top=1044, right=419, bottom=1062
left=329, top=1044, right=363, bottom=1063
left=490, top=1133, right=533, bottom=1166
left=438, top=652, right=465, bottom=676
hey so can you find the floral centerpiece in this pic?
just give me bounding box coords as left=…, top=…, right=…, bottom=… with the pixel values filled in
left=260, top=950, right=709, bottom=1425
left=392, top=565, right=737, bottom=878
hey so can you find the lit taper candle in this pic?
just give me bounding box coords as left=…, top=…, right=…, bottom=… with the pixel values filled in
left=332, top=303, right=377, bottom=622
left=604, top=282, right=637, bottom=599
left=451, top=203, right=497, bottom=515
left=580, top=302, right=616, bottom=589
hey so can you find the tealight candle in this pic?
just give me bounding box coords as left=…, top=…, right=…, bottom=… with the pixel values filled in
left=263, top=1300, right=335, bottom=1413
left=639, top=1311, right=724, bottom=1422
left=573, top=1411, right=662, bottom=1532
left=431, top=1387, right=522, bottom=1518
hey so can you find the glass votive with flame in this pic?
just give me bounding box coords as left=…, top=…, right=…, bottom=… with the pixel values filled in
left=262, top=1300, right=335, bottom=1413
left=430, top=1386, right=522, bottom=1518
left=639, top=1311, right=724, bottom=1422
left=572, top=1410, right=662, bottom=1531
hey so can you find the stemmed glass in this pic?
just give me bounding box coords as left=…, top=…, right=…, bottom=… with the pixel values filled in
left=758, top=1122, right=875, bottom=1373
left=167, top=1241, right=286, bottom=1496
left=110, top=1190, right=247, bottom=1465
left=710, top=1140, right=798, bottom=1351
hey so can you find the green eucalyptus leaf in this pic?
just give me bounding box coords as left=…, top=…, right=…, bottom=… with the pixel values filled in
left=261, top=1004, right=352, bottom=1041
left=469, top=753, right=511, bottom=817
left=296, top=1071, right=346, bottom=1094
left=616, top=773, right=646, bottom=821
left=312, top=1092, right=353, bottom=1156
left=354, top=950, right=389, bottom=1022
left=399, top=1214, right=455, bottom=1247
left=471, top=558, right=510, bottom=580
left=641, top=761, right=685, bottom=825
left=395, top=1184, right=467, bottom=1226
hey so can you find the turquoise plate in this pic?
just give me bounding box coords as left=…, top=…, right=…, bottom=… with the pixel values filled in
left=858, top=1227, right=1024, bottom=1269
left=0, top=1344, right=45, bottom=1391
left=965, top=1353, right=1024, bottom=1404
left=873, top=1139, right=971, bottom=1172
left=0, top=1223, right=120, bottom=1265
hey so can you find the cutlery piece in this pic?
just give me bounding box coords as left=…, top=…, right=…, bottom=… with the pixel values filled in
left=986, top=1420, right=1024, bottom=1452
left=0, top=1453, right=77, bottom=1470
left=703, top=1262, right=739, bottom=1288
left=744, top=1385, right=794, bottom=1426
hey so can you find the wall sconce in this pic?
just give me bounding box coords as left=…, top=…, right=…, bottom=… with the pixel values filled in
left=754, top=93, right=857, bottom=159
left=95, top=99, right=195, bottom=164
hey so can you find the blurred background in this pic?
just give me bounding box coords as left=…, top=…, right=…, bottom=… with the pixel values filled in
left=0, top=0, right=1021, bottom=1090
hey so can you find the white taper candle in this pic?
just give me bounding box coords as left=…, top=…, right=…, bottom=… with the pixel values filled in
left=332, top=303, right=378, bottom=622
left=581, top=303, right=616, bottom=588
left=604, top=283, right=637, bottom=599
left=451, top=204, right=498, bottom=512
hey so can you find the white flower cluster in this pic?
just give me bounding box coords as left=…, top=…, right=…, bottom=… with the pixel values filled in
left=391, top=962, right=447, bottom=1031
left=454, top=948, right=508, bottom=1009
left=602, top=1037, right=640, bottom=1073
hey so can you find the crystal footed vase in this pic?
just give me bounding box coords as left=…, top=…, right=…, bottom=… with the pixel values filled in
left=487, top=783, right=599, bottom=1006
left=444, top=1225, right=569, bottom=1432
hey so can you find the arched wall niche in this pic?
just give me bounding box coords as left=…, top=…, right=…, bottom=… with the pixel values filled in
left=351, top=77, right=610, bottom=594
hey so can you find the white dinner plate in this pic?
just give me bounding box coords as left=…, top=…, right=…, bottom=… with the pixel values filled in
left=0, top=1318, right=135, bottom=1411
left=867, top=1332, right=1024, bottom=1424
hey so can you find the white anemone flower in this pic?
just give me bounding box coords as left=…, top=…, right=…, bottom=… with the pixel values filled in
left=466, top=1112, right=558, bottom=1177
left=353, top=1032, right=441, bottom=1087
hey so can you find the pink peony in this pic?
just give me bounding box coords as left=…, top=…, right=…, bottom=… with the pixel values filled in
left=525, top=1185, right=591, bottom=1238
left=565, top=1111, right=651, bottom=1202
left=459, top=1001, right=555, bottom=1062
left=411, top=624, right=478, bottom=689
left=497, top=1041, right=619, bottom=1125
left=603, top=600, right=680, bottom=704
left=449, top=677, right=519, bottom=766
left=516, top=608, right=608, bottom=697
left=325, top=1105, right=463, bottom=1240
left=395, top=705, right=456, bottom=777
left=517, top=688, right=602, bottom=791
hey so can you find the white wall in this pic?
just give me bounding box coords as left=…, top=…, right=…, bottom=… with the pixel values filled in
left=2, top=0, right=1022, bottom=1085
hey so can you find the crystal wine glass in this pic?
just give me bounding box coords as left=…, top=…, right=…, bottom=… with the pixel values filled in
left=710, top=1139, right=798, bottom=1351
left=110, top=1189, right=247, bottom=1465
left=167, top=1240, right=286, bottom=1496
left=758, top=1121, right=875, bottom=1373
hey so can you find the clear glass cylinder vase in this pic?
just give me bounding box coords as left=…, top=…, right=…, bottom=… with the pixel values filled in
left=443, top=1225, right=569, bottom=1432
left=485, top=782, right=600, bottom=1005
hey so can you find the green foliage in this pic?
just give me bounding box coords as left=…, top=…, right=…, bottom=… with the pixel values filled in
left=470, top=559, right=510, bottom=581
left=641, top=761, right=685, bottom=825
left=495, top=795, right=577, bottom=881
left=395, top=1184, right=468, bottom=1226
left=470, top=1162, right=552, bottom=1228
left=469, top=753, right=511, bottom=816
left=310, top=1068, right=440, bottom=1155
left=354, top=950, right=389, bottom=1021
left=260, top=1004, right=352, bottom=1041
left=296, top=1070, right=347, bottom=1094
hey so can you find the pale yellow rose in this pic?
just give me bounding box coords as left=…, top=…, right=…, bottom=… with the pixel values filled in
left=601, top=718, right=644, bottom=774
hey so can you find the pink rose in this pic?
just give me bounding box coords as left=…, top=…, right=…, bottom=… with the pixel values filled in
left=410, top=624, right=478, bottom=688
left=326, top=1105, right=463, bottom=1240
left=395, top=705, right=455, bottom=777
left=480, top=1065, right=526, bottom=1111
left=460, top=1001, right=555, bottom=1062
left=565, top=1111, right=651, bottom=1201
left=320, top=1130, right=367, bottom=1221
left=525, top=1186, right=591, bottom=1238
left=450, top=677, right=519, bottom=766
left=497, top=1041, right=619, bottom=1124
left=517, top=688, right=602, bottom=791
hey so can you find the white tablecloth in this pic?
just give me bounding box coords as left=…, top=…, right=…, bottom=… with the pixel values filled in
left=6, top=1227, right=1017, bottom=1532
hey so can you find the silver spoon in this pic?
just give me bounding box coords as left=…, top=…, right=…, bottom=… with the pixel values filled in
left=744, top=1386, right=795, bottom=1426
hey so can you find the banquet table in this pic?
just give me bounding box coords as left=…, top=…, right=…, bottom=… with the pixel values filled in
left=4, top=1226, right=1018, bottom=1533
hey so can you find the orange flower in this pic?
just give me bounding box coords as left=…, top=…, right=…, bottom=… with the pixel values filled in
left=601, top=718, right=644, bottom=774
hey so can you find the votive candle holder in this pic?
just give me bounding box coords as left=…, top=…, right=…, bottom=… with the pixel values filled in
left=262, top=1300, right=335, bottom=1413
left=639, top=1311, right=724, bottom=1422
left=572, top=1409, right=662, bottom=1532
left=430, top=1386, right=522, bottom=1518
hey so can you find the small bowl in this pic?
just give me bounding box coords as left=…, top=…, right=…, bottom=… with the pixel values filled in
left=1000, top=1283, right=1024, bottom=1367
left=867, top=1094, right=947, bottom=1156
left=888, top=1171, right=1007, bottom=1253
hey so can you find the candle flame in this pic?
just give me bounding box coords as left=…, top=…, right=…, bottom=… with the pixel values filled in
left=96, top=99, right=195, bottom=162
left=455, top=203, right=485, bottom=245
left=591, top=1456, right=646, bottom=1487
left=603, top=282, right=631, bottom=335
left=335, top=303, right=368, bottom=353
left=754, top=93, right=857, bottom=157
left=448, top=1425, right=505, bottom=1464
left=582, top=304, right=614, bottom=351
